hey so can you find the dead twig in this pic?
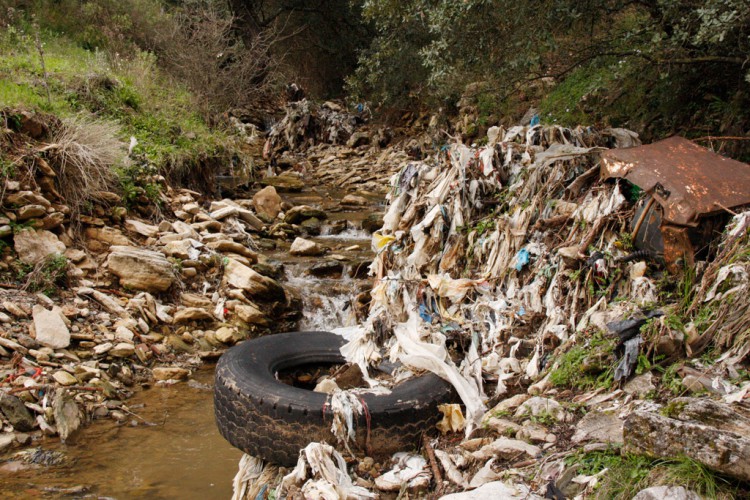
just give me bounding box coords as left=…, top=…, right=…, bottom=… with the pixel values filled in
left=423, top=435, right=443, bottom=493
left=7, top=384, right=103, bottom=395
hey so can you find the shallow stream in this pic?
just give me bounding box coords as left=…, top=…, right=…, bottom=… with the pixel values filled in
left=0, top=185, right=380, bottom=498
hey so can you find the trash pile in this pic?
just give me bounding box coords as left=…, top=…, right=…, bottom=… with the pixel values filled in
left=266, top=100, right=366, bottom=155
left=236, top=122, right=750, bottom=498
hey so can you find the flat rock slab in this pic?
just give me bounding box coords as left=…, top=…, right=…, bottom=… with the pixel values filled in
left=624, top=397, right=750, bottom=481
left=32, top=305, right=70, bottom=349
left=471, top=438, right=541, bottom=461
left=107, top=246, right=175, bottom=293
left=124, top=219, right=159, bottom=238
left=571, top=410, right=623, bottom=445
left=173, top=307, right=214, bottom=323
left=260, top=173, right=305, bottom=192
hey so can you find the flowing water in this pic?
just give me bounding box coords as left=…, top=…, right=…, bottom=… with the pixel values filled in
left=0, top=186, right=380, bottom=499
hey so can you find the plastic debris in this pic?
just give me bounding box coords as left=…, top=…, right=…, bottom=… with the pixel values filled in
left=440, top=480, right=544, bottom=499
left=232, top=455, right=274, bottom=500
left=514, top=248, right=530, bottom=271
left=327, top=390, right=364, bottom=451
left=436, top=403, right=466, bottom=434
left=615, top=335, right=642, bottom=382
left=374, top=453, right=431, bottom=491
left=340, top=124, right=656, bottom=438
left=278, top=443, right=376, bottom=499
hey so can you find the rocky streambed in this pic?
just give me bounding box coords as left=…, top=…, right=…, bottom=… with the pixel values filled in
left=0, top=109, right=401, bottom=498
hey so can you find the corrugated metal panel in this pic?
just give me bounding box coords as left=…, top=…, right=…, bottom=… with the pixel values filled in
left=601, top=136, right=750, bottom=226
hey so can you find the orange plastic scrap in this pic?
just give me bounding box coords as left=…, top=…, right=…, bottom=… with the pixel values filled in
left=600, top=136, right=750, bottom=226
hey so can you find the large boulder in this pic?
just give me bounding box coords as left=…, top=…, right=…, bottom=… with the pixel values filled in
left=13, top=229, right=66, bottom=265
left=32, top=305, right=70, bottom=349
left=252, top=186, right=282, bottom=221
left=107, top=246, right=175, bottom=292
left=624, top=397, right=750, bottom=481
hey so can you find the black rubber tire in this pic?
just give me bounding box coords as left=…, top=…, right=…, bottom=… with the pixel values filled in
left=214, top=331, right=456, bottom=466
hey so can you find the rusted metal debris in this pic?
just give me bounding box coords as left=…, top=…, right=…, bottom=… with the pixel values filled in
left=601, top=136, right=750, bottom=272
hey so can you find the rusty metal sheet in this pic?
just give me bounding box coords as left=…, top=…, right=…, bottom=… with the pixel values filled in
left=600, top=136, right=750, bottom=226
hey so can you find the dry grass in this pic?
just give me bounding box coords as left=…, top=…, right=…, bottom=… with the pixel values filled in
left=42, top=115, right=123, bottom=219
left=160, top=6, right=282, bottom=118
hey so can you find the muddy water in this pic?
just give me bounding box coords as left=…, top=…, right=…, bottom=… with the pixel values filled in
left=0, top=186, right=381, bottom=499
left=0, top=368, right=241, bottom=499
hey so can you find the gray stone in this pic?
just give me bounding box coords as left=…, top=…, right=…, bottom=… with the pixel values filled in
left=14, top=229, right=66, bottom=265
left=624, top=398, right=750, bottom=481
left=124, top=219, right=159, bottom=238
left=514, top=397, right=572, bottom=422
left=516, top=422, right=556, bottom=443
left=341, top=194, right=368, bottom=206
left=206, top=240, right=258, bottom=261
left=471, top=438, right=541, bottom=461
left=0, top=394, right=36, bottom=431
left=362, top=213, right=383, bottom=233
left=173, top=307, right=214, bottom=323
left=300, top=217, right=322, bottom=236
left=0, top=433, right=14, bottom=452
left=3, top=300, right=29, bottom=318
left=53, top=389, right=81, bottom=443
left=571, top=410, right=623, bottom=444
left=632, top=486, right=702, bottom=500
left=107, top=246, right=175, bottom=292
left=290, top=237, right=325, bottom=257
left=440, top=481, right=543, bottom=500
left=624, top=372, right=656, bottom=396
left=215, top=326, right=240, bottom=344
left=32, top=305, right=70, bottom=349
left=484, top=417, right=521, bottom=436
left=6, top=190, right=51, bottom=208
left=234, top=303, right=267, bottom=325
left=40, top=212, right=65, bottom=230
left=52, top=371, right=78, bottom=386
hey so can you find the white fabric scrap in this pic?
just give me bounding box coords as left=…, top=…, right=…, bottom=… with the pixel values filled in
left=391, top=299, right=487, bottom=435
left=278, top=443, right=376, bottom=500
left=328, top=390, right=364, bottom=450
left=231, top=454, right=263, bottom=500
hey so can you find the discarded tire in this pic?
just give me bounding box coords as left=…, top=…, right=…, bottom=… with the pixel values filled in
left=214, top=331, right=456, bottom=466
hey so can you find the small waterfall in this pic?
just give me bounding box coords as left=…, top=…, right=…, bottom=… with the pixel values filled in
left=284, top=267, right=359, bottom=331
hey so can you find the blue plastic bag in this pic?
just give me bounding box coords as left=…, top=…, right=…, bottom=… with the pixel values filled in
left=515, top=248, right=531, bottom=271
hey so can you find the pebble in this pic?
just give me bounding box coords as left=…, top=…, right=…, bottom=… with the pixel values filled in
left=52, top=371, right=79, bottom=386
